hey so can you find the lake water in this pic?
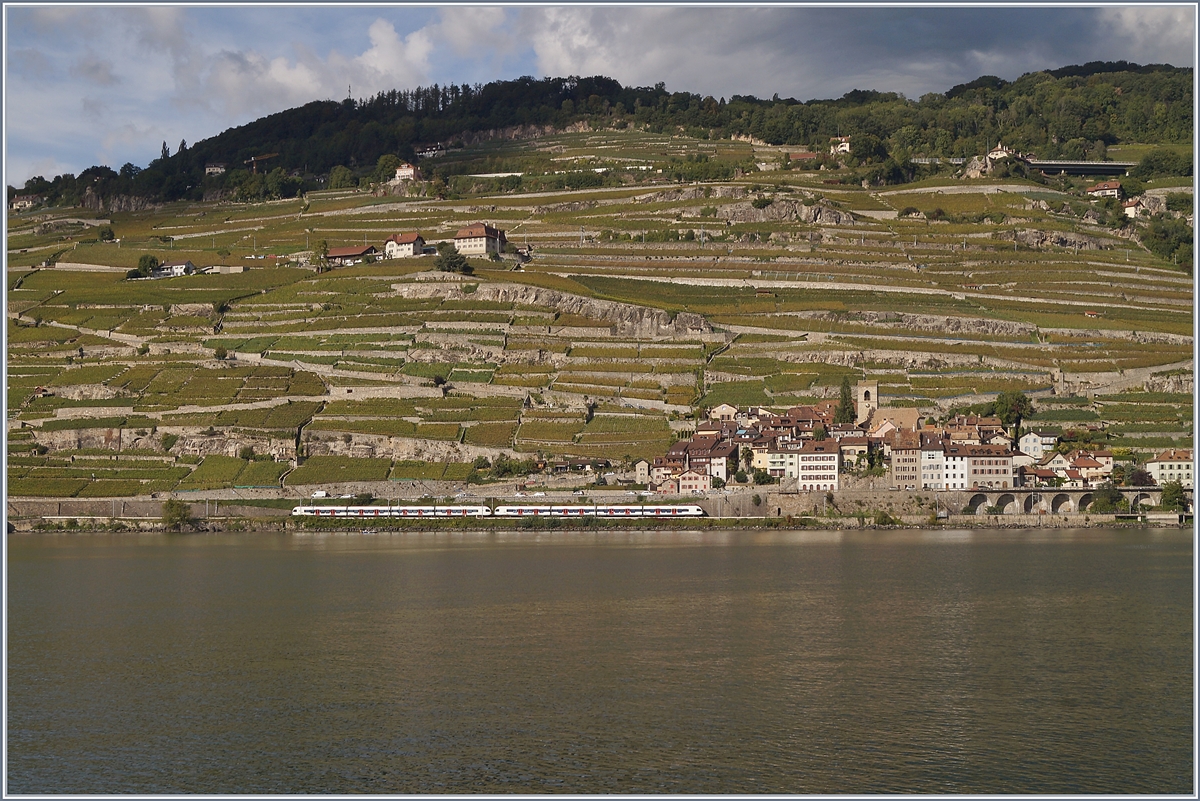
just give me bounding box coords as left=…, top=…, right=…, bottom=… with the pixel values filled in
left=7, top=528, right=1193, bottom=794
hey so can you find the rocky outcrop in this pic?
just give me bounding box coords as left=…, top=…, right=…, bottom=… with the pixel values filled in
left=54, top=384, right=132, bottom=401
left=718, top=199, right=856, bottom=225
left=795, top=310, right=1037, bottom=338
left=1144, top=372, right=1194, bottom=394
left=303, top=431, right=516, bottom=462
left=534, top=200, right=598, bottom=214
left=993, top=228, right=1112, bottom=250
left=169, top=432, right=296, bottom=460
left=82, top=188, right=158, bottom=213
left=635, top=185, right=746, bottom=204
left=392, top=278, right=711, bottom=338
left=960, top=157, right=988, bottom=179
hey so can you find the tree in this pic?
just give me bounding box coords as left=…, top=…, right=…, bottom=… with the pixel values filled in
left=834, top=374, right=855, bottom=424
left=328, top=165, right=355, bottom=189
left=214, top=346, right=228, bottom=360
left=1160, top=480, right=1186, bottom=512
left=161, top=498, right=194, bottom=532
left=136, top=254, right=159, bottom=278
left=314, top=239, right=329, bottom=272
left=160, top=141, right=170, bottom=161
left=98, top=225, right=115, bottom=242
left=994, top=390, right=1034, bottom=432
left=813, top=425, right=827, bottom=441
left=1126, top=468, right=1152, bottom=487
left=376, top=154, right=401, bottom=183
left=1089, top=482, right=1127, bottom=514
left=435, top=241, right=470, bottom=273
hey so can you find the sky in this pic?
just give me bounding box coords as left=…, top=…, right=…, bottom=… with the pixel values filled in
left=4, top=4, right=1196, bottom=187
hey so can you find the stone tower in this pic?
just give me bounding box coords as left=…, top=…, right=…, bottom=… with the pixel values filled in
left=855, top=380, right=878, bottom=425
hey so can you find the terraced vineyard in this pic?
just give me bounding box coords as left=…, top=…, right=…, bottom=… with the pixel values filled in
left=6, top=131, right=1193, bottom=496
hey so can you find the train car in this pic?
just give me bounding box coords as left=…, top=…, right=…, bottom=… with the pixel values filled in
left=290, top=505, right=492, bottom=518
left=290, top=504, right=705, bottom=519
left=492, top=504, right=706, bottom=518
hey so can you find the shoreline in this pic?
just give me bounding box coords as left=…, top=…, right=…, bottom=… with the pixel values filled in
left=10, top=513, right=1193, bottom=534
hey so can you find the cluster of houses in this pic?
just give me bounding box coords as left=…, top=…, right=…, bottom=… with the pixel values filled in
left=322, top=222, right=508, bottom=267
left=638, top=383, right=1193, bottom=496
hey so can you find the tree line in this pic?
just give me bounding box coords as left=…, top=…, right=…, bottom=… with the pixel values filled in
left=8, top=62, right=1192, bottom=206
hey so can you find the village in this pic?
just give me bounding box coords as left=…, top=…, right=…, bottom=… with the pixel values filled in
left=639, top=381, right=1193, bottom=505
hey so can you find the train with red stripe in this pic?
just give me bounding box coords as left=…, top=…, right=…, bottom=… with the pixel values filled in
left=291, top=504, right=706, bottom=518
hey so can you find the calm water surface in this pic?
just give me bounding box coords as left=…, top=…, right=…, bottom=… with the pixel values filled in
left=7, top=528, right=1193, bottom=793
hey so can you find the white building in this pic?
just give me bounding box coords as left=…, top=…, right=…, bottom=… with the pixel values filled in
left=154, top=261, right=195, bottom=278
left=454, top=223, right=506, bottom=256
left=766, top=441, right=840, bottom=491
left=829, top=136, right=851, bottom=155
left=1019, top=430, right=1059, bottom=460
left=1146, top=449, right=1193, bottom=489
left=393, top=162, right=419, bottom=182
left=1086, top=180, right=1122, bottom=199
left=384, top=232, right=424, bottom=259
left=920, top=435, right=947, bottom=489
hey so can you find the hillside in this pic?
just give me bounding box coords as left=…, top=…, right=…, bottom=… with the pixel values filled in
left=8, top=62, right=1193, bottom=209
left=6, top=125, right=1193, bottom=501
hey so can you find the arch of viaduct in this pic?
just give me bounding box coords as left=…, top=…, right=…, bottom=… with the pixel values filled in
left=952, top=487, right=1191, bottom=516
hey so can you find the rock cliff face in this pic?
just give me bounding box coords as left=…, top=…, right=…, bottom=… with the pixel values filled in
left=392, top=279, right=711, bottom=338
left=170, top=433, right=296, bottom=460
left=797, top=310, right=1037, bottom=338
left=303, top=431, right=515, bottom=462
left=994, top=228, right=1112, bottom=250
left=1144, top=372, right=1194, bottom=394
left=719, top=199, right=856, bottom=225
left=82, top=188, right=158, bottom=213
left=54, top=384, right=132, bottom=401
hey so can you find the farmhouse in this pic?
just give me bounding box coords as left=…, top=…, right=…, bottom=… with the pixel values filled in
left=1086, top=180, right=1122, bottom=199
left=384, top=232, right=425, bottom=259
left=10, top=194, right=42, bottom=211
left=454, top=223, right=506, bottom=256
left=326, top=245, right=378, bottom=267
left=205, top=163, right=227, bottom=176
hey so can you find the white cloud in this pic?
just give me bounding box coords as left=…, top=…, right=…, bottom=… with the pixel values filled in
left=354, top=17, right=433, bottom=84
left=1099, top=7, right=1195, bottom=64
left=434, top=6, right=511, bottom=58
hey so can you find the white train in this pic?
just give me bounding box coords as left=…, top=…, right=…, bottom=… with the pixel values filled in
left=290, top=504, right=706, bottom=518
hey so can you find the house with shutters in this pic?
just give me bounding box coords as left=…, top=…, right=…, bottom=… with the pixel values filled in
left=1086, top=180, right=1122, bottom=199
left=1146, top=449, right=1194, bottom=488
left=454, top=223, right=506, bottom=256
left=384, top=232, right=425, bottom=259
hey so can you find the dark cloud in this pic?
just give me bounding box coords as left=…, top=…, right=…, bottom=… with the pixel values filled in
left=8, top=47, right=56, bottom=81
left=5, top=5, right=1192, bottom=187
left=70, top=55, right=119, bottom=86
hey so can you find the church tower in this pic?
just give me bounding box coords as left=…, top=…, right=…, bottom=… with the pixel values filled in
left=855, top=380, right=878, bottom=425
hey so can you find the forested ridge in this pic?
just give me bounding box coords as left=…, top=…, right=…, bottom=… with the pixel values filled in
left=10, top=61, right=1192, bottom=206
